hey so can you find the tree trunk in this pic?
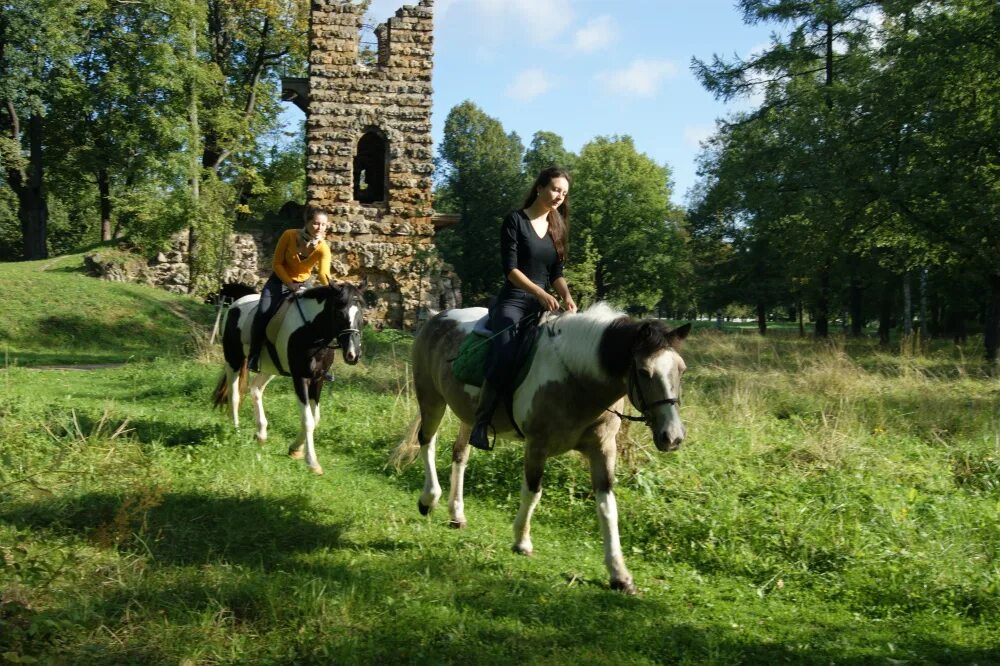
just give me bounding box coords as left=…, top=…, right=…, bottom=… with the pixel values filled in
left=98, top=167, right=112, bottom=242
left=902, top=272, right=913, bottom=336
left=19, top=112, right=47, bottom=259
left=798, top=298, right=805, bottom=337
left=187, top=13, right=201, bottom=293
left=985, top=273, right=1000, bottom=364
left=756, top=301, right=767, bottom=336
left=878, top=279, right=893, bottom=346
left=919, top=268, right=929, bottom=338
left=815, top=269, right=830, bottom=337
left=850, top=272, right=864, bottom=337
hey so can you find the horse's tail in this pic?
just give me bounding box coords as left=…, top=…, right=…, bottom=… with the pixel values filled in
left=389, top=414, right=422, bottom=470
left=211, top=359, right=248, bottom=409
left=211, top=371, right=229, bottom=408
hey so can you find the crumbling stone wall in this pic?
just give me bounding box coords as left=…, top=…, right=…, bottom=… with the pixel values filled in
left=308, top=0, right=441, bottom=328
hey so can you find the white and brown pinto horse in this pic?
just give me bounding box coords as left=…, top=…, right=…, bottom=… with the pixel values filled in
left=212, top=283, right=365, bottom=474
left=400, top=303, right=690, bottom=593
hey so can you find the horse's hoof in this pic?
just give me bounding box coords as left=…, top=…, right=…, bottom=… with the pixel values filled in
left=418, top=499, right=431, bottom=516
left=288, top=448, right=304, bottom=459
left=610, top=579, right=638, bottom=595
left=511, top=544, right=533, bottom=557
left=308, top=465, right=323, bottom=475
left=448, top=519, right=467, bottom=529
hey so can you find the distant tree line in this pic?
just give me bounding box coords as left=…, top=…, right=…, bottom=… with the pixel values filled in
left=688, top=0, right=999, bottom=360
left=2, top=0, right=996, bottom=361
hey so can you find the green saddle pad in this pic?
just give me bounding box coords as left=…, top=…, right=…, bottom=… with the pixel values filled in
left=452, top=330, right=539, bottom=388
left=452, top=332, right=490, bottom=387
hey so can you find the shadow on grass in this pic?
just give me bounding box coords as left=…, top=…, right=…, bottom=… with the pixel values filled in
left=0, top=491, right=349, bottom=567
left=3, top=490, right=997, bottom=664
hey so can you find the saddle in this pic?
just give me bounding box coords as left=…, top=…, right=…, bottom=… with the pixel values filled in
left=451, top=314, right=542, bottom=391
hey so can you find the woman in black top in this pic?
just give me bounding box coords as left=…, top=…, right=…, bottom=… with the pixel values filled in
left=470, top=166, right=577, bottom=450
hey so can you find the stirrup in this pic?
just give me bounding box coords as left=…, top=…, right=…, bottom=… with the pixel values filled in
left=247, top=354, right=260, bottom=373
left=469, top=422, right=496, bottom=451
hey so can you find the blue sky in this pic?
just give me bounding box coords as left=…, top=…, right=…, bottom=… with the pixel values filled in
left=283, top=0, right=778, bottom=206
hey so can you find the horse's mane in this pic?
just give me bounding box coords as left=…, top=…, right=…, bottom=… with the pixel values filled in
left=300, top=282, right=363, bottom=304
left=543, top=303, right=625, bottom=380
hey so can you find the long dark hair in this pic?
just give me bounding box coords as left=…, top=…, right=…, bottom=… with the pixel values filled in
left=522, top=166, right=570, bottom=260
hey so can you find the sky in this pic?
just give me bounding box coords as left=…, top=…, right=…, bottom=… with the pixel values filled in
left=282, top=0, right=779, bottom=207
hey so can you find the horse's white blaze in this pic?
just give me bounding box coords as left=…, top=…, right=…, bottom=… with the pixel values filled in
left=348, top=305, right=359, bottom=327
left=596, top=490, right=632, bottom=586
left=642, top=348, right=685, bottom=448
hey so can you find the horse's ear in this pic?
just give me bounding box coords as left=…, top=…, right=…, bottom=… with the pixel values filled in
left=358, top=275, right=368, bottom=290
left=668, top=322, right=692, bottom=348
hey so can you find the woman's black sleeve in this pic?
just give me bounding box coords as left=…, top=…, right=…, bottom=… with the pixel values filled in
left=500, top=212, right=519, bottom=275
left=549, top=256, right=564, bottom=282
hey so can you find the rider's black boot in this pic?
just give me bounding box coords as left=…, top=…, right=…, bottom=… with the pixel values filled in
left=469, top=380, right=499, bottom=451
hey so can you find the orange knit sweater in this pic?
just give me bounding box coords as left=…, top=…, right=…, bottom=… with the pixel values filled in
left=272, top=228, right=331, bottom=286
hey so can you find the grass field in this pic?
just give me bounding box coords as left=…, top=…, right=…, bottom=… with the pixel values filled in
left=1, top=254, right=999, bottom=664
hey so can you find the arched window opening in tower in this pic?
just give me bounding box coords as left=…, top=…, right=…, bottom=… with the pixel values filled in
left=354, top=131, right=388, bottom=204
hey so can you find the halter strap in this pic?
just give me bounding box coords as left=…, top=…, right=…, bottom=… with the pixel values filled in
left=606, top=358, right=679, bottom=423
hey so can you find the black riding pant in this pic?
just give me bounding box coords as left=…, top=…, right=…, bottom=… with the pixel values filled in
left=485, top=287, right=543, bottom=390
left=250, top=274, right=295, bottom=353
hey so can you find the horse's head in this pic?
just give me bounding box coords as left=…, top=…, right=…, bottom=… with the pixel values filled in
left=627, top=321, right=691, bottom=452
left=326, top=282, right=365, bottom=365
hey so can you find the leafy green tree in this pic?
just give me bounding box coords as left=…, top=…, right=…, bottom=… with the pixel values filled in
left=435, top=101, right=525, bottom=301
left=0, top=0, right=88, bottom=259
left=572, top=135, right=687, bottom=312
left=46, top=1, right=189, bottom=244
left=862, top=0, right=1000, bottom=361
left=523, top=130, right=576, bottom=179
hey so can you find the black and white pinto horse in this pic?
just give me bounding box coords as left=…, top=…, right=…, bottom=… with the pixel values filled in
left=212, top=283, right=365, bottom=475
left=397, top=303, right=690, bottom=593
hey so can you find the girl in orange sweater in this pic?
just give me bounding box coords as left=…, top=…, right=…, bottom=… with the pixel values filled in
left=248, top=206, right=332, bottom=372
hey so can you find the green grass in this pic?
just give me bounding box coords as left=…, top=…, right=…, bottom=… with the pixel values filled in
left=1, top=259, right=999, bottom=663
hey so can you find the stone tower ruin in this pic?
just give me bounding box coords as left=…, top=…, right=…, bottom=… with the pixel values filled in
left=291, top=0, right=456, bottom=329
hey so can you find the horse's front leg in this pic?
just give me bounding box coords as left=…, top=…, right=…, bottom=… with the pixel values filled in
left=249, top=372, right=274, bottom=442
left=588, top=439, right=636, bottom=594
left=512, top=444, right=546, bottom=555
left=292, top=377, right=324, bottom=475
left=447, top=421, right=472, bottom=528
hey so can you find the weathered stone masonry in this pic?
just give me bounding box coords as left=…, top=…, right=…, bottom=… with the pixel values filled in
left=306, top=0, right=452, bottom=329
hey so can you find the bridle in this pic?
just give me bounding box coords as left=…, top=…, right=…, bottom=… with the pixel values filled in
left=607, top=356, right=680, bottom=424
left=327, top=327, right=361, bottom=351
left=290, top=293, right=362, bottom=353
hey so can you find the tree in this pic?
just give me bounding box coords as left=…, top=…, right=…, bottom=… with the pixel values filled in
left=0, top=0, right=87, bottom=259
left=46, top=1, right=188, bottom=243
left=572, top=136, right=688, bottom=312
left=436, top=101, right=525, bottom=300
left=523, top=130, right=576, bottom=178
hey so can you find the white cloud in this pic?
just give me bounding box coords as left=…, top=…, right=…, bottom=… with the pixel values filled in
left=475, top=0, right=574, bottom=44
left=506, top=68, right=551, bottom=102
left=683, top=125, right=715, bottom=148
left=573, top=15, right=618, bottom=52
left=595, top=59, right=679, bottom=97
